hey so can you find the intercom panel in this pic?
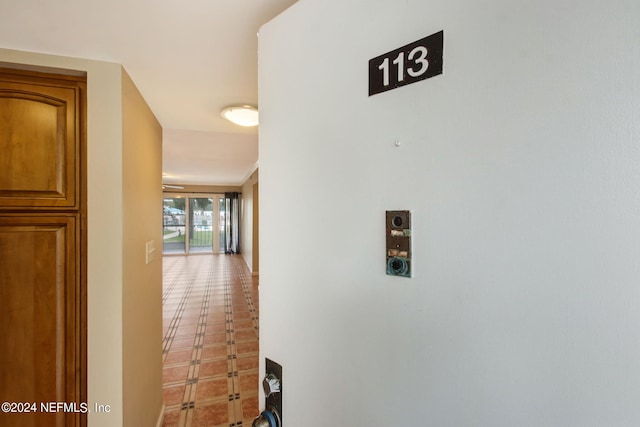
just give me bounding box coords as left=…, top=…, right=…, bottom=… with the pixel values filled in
left=386, top=210, right=412, bottom=278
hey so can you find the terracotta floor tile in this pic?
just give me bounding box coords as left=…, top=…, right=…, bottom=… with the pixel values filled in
left=242, top=396, right=259, bottom=419
left=163, top=384, right=186, bottom=406
left=163, top=255, right=260, bottom=426
left=233, top=311, right=252, bottom=320
left=236, top=341, right=259, bottom=354
left=198, top=360, right=229, bottom=378
left=233, top=319, right=255, bottom=330
left=192, top=401, right=229, bottom=426
left=169, top=337, right=195, bottom=350
left=207, top=313, right=226, bottom=324
left=203, top=333, right=226, bottom=345
left=238, top=373, right=258, bottom=393
left=163, top=364, right=189, bottom=383
left=237, top=355, right=258, bottom=371
left=178, top=316, right=201, bottom=326
left=174, top=324, right=198, bottom=336
left=235, top=329, right=258, bottom=341
left=161, top=409, right=181, bottom=427
left=164, top=348, right=193, bottom=364
left=196, top=378, right=229, bottom=401
left=201, top=344, right=228, bottom=360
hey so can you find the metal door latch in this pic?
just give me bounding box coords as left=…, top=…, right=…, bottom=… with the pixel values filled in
left=252, top=358, right=283, bottom=427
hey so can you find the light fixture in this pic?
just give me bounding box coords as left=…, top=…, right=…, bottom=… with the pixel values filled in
left=221, top=105, right=259, bottom=127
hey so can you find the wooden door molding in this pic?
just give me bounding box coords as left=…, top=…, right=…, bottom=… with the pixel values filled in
left=0, top=69, right=82, bottom=209
left=0, top=215, right=82, bottom=427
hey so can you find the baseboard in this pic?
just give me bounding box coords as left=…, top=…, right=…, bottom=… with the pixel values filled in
left=156, top=404, right=165, bottom=427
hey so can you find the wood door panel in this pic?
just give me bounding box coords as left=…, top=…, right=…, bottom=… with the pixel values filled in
left=0, top=73, right=79, bottom=209
left=0, top=216, right=79, bottom=427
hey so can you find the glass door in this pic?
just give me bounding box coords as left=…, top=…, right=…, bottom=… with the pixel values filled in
left=218, top=196, right=226, bottom=253
left=163, top=194, right=224, bottom=255
left=163, top=197, right=187, bottom=254
left=189, top=198, right=214, bottom=253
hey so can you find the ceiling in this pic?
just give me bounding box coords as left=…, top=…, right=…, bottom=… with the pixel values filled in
left=0, top=0, right=299, bottom=186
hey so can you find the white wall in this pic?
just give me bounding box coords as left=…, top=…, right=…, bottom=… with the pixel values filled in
left=258, top=1, right=640, bottom=426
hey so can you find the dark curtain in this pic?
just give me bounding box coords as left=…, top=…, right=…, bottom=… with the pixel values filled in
left=223, top=192, right=240, bottom=254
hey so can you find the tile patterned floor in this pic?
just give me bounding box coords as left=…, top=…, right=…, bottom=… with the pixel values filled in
left=162, top=255, right=259, bottom=427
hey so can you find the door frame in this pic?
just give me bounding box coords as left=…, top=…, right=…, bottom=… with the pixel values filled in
left=162, top=193, right=225, bottom=255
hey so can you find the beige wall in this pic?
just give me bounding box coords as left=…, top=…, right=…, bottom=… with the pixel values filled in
left=121, top=68, right=164, bottom=426
left=241, top=169, right=258, bottom=274
left=0, top=48, right=163, bottom=427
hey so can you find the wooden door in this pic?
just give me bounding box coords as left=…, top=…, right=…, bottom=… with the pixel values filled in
left=0, top=71, right=80, bottom=209
left=0, top=216, right=80, bottom=427
left=0, top=69, right=86, bottom=427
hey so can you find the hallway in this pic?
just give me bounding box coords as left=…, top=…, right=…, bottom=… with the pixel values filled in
left=162, top=255, right=259, bottom=427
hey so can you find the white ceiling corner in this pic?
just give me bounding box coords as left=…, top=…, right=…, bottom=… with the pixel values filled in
left=0, top=0, right=298, bottom=185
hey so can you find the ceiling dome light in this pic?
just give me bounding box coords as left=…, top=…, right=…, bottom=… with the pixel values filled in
left=221, top=105, right=259, bottom=127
